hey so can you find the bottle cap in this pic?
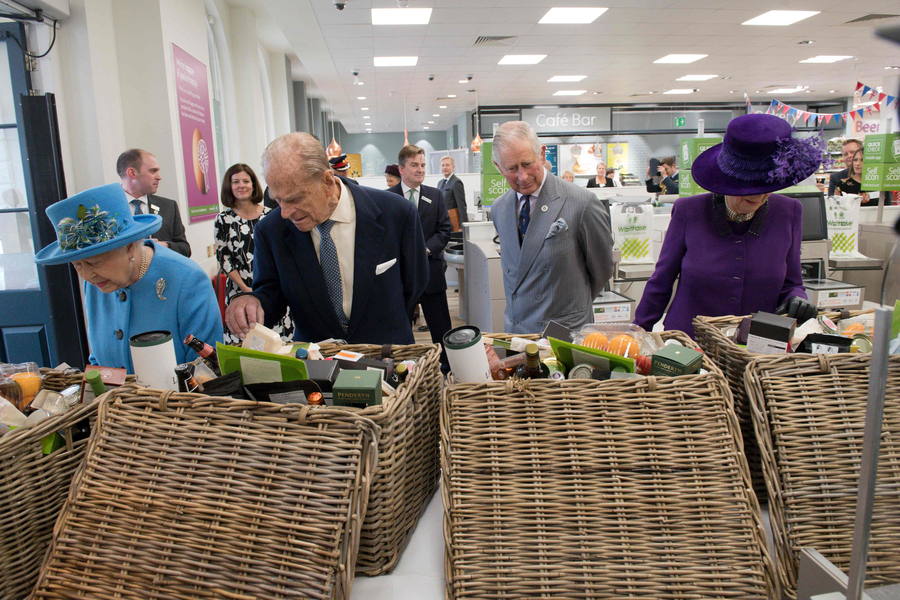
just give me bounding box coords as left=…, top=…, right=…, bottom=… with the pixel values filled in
left=525, top=342, right=539, bottom=355
left=85, top=370, right=103, bottom=384
left=295, top=347, right=309, bottom=360
left=396, top=363, right=408, bottom=374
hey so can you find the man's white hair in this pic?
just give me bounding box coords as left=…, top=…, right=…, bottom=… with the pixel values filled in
left=491, top=121, right=541, bottom=167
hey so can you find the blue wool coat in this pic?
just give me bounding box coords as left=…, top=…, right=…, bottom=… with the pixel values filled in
left=84, top=241, right=223, bottom=372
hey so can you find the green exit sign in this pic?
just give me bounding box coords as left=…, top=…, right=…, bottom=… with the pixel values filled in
left=674, top=117, right=686, bottom=127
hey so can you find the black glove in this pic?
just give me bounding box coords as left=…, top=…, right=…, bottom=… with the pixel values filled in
left=776, top=296, right=817, bottom=324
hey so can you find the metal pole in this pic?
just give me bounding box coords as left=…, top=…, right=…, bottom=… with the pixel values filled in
left=846, top=307, right=893, bottom=600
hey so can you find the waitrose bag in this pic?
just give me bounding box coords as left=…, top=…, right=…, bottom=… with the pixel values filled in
left=610, top=204, right=654, bottom=263
left=825, top=195, right=863, bottom=258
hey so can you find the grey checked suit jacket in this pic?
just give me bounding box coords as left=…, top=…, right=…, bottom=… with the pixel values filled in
left=492, top=173, right=614, bottom=334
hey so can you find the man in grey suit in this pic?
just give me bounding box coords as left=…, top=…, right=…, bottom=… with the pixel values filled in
left=492, top=121, right=614, bottom=334
left=438, top=155, right=466, bottom=231
left=117, top=149, right=192, bottom=257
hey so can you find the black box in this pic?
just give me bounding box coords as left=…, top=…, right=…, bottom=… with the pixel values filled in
left=302, top=359, right=339, bottom=392
left=337, top=357, right=394, bottom=380
left=746, top=312, right=796, bottom=354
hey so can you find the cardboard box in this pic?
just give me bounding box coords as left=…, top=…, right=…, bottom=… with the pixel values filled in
left=861, top=162, right=900, bottom=192
left=649, top=344, right=703, bottom=377
left=746, top=312, right=796, bottom=355
left=680, top=136, right=721, bottom=170
left=333, top=370, right=383, bottom=409
left=862, top=133, right=900, bottom=164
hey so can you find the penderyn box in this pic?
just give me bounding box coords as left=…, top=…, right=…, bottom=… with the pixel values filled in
left=333, top=370, right=382, bottom=409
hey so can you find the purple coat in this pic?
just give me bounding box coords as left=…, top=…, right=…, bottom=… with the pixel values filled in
left=634, top=193, right=807, bottom=339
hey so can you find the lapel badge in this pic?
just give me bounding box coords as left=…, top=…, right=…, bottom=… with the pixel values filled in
left=150, top=204, right=160, bottom=214
left=541, top=205, right=548, bottom=212
left=156, top=278, right=167, bottom=301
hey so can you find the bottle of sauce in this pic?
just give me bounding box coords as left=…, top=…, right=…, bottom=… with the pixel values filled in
left=184, top=335, right=220, bottom=376
left=515, top=343, right=550, bottom=380
left=395, top=363, right=409, bottom=384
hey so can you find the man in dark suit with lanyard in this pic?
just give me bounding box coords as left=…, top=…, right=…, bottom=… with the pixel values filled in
left=389, top=145, right=452, bottom=369
left=438, top=155, right=467, bottom=231
left=117, top=149, right=192, bottom=257
left=226, top=133, right=429, bottom=345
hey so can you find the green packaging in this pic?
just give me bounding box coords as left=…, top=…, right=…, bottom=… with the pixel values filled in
left=650, top=345, right=703, bottom=377
left=333, top=370, right=383, bottom=409
left=680, top=137, right=721, bottom=169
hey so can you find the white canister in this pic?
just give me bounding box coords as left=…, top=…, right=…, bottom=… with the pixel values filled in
left=443, top=326, right=491, bottom=383
left=129, top=331, right=179, bottom=391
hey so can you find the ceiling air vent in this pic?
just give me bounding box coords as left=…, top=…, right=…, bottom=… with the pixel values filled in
left=844, top=13, right=899, bottom=25
left=473, top=36, right=518, bottom=47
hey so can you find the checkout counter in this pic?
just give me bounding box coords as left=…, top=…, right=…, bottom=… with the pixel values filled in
left=463, top=191, right=895, bottom=333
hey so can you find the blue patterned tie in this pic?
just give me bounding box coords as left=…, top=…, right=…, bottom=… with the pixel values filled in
left=131, top=199, right=143, bottom=215
left=317, top=220, right=349, bottom=331
left=518, top=195, right=530, bottom=246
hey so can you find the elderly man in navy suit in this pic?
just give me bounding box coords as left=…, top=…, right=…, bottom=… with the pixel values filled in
left=225, top=132, right=429, bottom=345
left=389, top=145, right=452, bottom=368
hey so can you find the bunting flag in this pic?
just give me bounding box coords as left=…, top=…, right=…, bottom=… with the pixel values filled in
left=862, top=85, right=872, bottom=97
left=825, top=114, right=833, bottom=125
left=767, top=82, right=896, bottom=129
left=856, top=81, right=864, bottom=91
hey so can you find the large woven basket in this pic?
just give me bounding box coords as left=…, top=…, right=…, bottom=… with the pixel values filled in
left=745, top=353, right=900, bottom=599
left=442, top=330, right=776, bottom=600
left=30, top=387, right=379, bottom=600
left=694, top=309, right=872, bottom=501
left=317, top=342, right=443, bottom=576
left=39, top=367, right=137, bottom=391
left=0, top=397, right=100, bottom=600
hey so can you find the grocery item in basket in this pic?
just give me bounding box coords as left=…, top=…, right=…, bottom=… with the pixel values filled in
left=795, top=333, right=852, bottom=354
left=242, top=322, right=283, bottom=354
left=515, top=343, right=550, bottom=380
left=582, top=332, right=609, bottom=351
left=333, top=370, right=383, bottom=408
left=607, top=334, right=639, bottom=358
left=650, top=344, right=703, bottom=377
left=746, top=312, right=795, bottom=355
left=444, top=325, right=492, bottom=383
left=130, top=330, right=179, bottom=391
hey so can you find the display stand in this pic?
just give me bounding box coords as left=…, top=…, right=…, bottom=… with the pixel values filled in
left=796, top=307, right=894, bottom=600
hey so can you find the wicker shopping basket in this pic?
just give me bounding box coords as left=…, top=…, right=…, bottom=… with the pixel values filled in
left=0, top=396, right=100, bottom=600
left=316, top=342, right=442, bottom=576
left=39, top=367, right=137, bottom=391
left=29, top=387, right=379, bottom=600
left=442, top=330, right=777, bottom=600
left=745, top=353, right=900, bottom=599
left=694, top=309, right=873, bottom=501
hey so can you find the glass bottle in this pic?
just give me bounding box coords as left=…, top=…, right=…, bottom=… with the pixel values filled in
left=515, top=343, right=550, bottom=380
left=184, top=335, right=220, bottom=375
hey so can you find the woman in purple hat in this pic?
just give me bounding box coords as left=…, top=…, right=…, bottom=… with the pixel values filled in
left=634, top=113, right=823, bottom=338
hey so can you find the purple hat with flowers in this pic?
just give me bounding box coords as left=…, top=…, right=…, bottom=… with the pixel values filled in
left=692, top=113, right=828, bottom=196
left=34, top=183, right=161, bottom=266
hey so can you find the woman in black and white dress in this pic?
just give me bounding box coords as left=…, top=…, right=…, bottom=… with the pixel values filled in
left=215, top=163, right=293, bottom=344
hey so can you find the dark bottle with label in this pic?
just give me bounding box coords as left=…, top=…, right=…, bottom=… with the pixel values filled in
left=175, top=364, right=201, bottom=393
left=395, top=363, right=408, bottom=384
left=184, top=335, right=220, bottom=375
left=515, top=343, right=550, bottom=380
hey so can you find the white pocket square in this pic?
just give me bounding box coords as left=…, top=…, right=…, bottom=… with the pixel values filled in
left=545, top=218, right=569, bottom=239
left=375, top=259, right=397, bottom=275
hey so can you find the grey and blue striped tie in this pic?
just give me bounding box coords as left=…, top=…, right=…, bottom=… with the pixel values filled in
left=317, top=219, right=349, bottom=331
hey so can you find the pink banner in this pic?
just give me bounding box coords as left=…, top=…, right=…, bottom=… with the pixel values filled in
left=173, top=44, right=219, bottom=223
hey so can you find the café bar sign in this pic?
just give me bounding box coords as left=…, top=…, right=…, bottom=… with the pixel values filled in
left=522, top=107, right=611, bottom=134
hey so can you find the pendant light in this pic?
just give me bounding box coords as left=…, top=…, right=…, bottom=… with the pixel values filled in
left=403, top=93, right=410, bottom=146
left=326, top=101, right=342, bottom=158
left=470, top=89, right=483, bottom=153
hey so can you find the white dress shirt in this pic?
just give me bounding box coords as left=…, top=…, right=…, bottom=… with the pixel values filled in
left=125, top=193, right=150, bottom=215
left=310, top=180, right=356, bottom=320
left=516, top=171, right=549, bottom=217
left=400, top=181, right=421, bottom=208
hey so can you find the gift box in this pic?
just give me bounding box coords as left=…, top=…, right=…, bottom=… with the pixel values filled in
left=650, top=344, right=703, bottom=377
left=333, top=370, right=383, bottom=408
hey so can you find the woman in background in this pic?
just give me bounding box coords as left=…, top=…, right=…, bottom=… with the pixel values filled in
left=561, top=170, right=575, bottom=183
left=215, top=163, right=293, bottom=344
left=836, top=149, right=875, bottom=206
left=586, top=162, right=614, bottom=188
left=385, top=164, right=401, bottom=188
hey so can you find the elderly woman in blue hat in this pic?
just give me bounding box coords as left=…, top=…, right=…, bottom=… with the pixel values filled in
left=35, top=183, right=222, bottom=372
left=635, top=113, right=823, bottom=338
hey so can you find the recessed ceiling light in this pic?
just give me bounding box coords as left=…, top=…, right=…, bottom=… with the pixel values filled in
left=799, top=55, right=852, bottom=63
left=539, top=7, right=608, bottom=24
left=676, top=74, right=718, bottom=81
left=729, top=90, right=735, bottom=93
left=499, top=54, right=547, bottom=65
left=767, top=87, right=807, bottom=94
left=439, top=105, right=447, bottom=108
left=654, top=54, right=707, bottom=64
left=428, top=121, right=435, bottom=124
left=830, top=90, right=836, bottom=93
left=361, top=107, right=369, bottom=111
left=458, top=79, right=468, bottom=83
left=663, top=89, right=695, bottom=95
left=548, top=75, right=587, bottom=82
left=367, top=129, right=372, bottom=132
left=742, top=10, right=819, bottom=26
left=593, top=91, right=602, bottom=95
left=423, top=127, right=429, bottom=130
left=885, top=66, right=900, bottom=70
left=447, top=94, right=457, bottom=98
left=371, top=8, right=432, bottom=25
left=798, top=40, right=815, bottom=44
left=648, top=91, right=656, bottom=95
left=374, top=56, right=418, bottom=67
left=553, top=90, right=587, bottom=96
left=356, top=82, right=364, bottom=86
left=433, top=114, right=440, bottom=117
left=357, top=96, right=366, bottom=100
left=721, top=76, right=733, bottom=80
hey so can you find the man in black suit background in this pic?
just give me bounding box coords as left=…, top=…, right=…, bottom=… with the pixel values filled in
left=389, top=145, right=452, bottom=368
left=117, top=149, right=191, bottom=257
left=438, top=155, right=467, bottom=232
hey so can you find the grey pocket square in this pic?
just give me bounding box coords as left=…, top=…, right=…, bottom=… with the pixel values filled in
left=545, top=218, right=569, bottom=239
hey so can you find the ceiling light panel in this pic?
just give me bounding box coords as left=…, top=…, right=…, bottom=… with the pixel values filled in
left=499, top=54, right=547, bottom=65
left=799, top=55, right=852, bottom=63
left=742, top=10, right=819, bottom=26
left=676, top=74, right=717, bottom=81
left=539, top=7, right=608, bottom=24
left=374, top=56, right=418, bottom=67
left=663, top=89, right=695, bottom=94
left=654, top=54, right=707, bottom=64
left=371, top=8, right=432, bottom=25
left=357, top=96, right=366, bottom=100
left=553, top=90, right=587, bottom=96
left=548, top=75, right=587, bottom=82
